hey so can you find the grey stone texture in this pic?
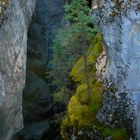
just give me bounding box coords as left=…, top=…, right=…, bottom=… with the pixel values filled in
left=92, top=0, right=140, bottom=139
left=0, top=0, right=35, bottom=139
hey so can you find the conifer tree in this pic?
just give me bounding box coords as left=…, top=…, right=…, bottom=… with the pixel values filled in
left=50, top=0, right=97, bottom=102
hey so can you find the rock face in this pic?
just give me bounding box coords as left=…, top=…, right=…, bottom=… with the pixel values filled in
left=92, top=0, right=140, bottom=139
left=23, top=0, right=64, bottom=122
left=20, top=0, right=65, bottom=139
left=19, top=120, right=50, bottom=140
left=0, top=0, right=35, bottom=139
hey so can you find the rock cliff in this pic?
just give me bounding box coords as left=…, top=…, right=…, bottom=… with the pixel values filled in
left=0, top=0, right=35, bottom=139
left=23, top=0, right=65, bottom=122
left=92, top=0, right=140, bottom=139
left=1, top=0, right=140, bottom=139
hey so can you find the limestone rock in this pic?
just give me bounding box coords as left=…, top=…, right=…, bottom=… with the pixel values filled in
left=0, top=0, right=35, bottom=139
left=96, top=91, right=135, bottom=135
left=92, top=0, right=140, bottom=139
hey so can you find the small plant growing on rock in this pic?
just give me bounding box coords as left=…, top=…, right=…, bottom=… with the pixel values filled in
left=0, top=0, right=10, bottom=26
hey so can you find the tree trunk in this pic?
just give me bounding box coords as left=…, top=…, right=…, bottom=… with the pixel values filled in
left=83, top=54, right=91, bottom=99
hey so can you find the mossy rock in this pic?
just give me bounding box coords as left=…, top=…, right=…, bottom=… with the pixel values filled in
left=60, top=33, right=129, bottom=140
left=61, top=34, right=103, bottom=139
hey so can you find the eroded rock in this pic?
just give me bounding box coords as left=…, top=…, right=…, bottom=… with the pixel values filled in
left=0, top=0, right=35, bottom=139
left=92, top=0, right=140, bottom=139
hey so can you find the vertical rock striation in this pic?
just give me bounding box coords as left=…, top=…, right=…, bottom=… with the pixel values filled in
left=92, top=0, right=140, bottom=139
left=0, top=0, right=35, bottom=139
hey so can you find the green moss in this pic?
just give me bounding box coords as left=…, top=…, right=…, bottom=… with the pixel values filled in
left=94, top=121, right=128, bottom=140
left=61, top=34, right=103, bottom=138
left=103, top=128, right=127, bottom=140
left=68, top=34, right=103, bottom=129
left=61, top=33, right=128, bottom=140
left=70, top=33, right=103, bottom=83
left=67, top=81, right=102, bottom=127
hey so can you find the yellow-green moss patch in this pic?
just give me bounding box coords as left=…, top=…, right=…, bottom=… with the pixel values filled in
left=60, top=33, right=128, bottom=140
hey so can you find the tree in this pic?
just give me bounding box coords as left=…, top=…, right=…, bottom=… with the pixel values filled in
left=48, top=30, right=74, bottom=104
left=50, top=0, right=97, bottom=103
left=64, top=0, right=97, bottom=99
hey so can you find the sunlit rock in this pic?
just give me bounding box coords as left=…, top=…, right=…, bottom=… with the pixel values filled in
left=0, top=0, right=35, bottom=139
left=92, top=0, right=140, bottom=139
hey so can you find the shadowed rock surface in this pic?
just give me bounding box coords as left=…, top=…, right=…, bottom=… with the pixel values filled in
left=19, top=0, right=65, bottom=139
left=23, top=0, right=65, bottom=121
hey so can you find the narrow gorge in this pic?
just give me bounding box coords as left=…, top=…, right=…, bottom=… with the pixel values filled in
left=0, top=0, right=140, bottom=140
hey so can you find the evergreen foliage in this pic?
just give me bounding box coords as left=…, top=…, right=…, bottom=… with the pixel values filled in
left=50, top=0, right=97, bottom=104
left=48, top=0, right=129, bottom=139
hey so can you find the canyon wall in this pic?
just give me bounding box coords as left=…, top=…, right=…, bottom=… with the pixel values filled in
left=19, top=0, right=65, bottom=139
left=92, top=0, right=140, bottom=139
left=0, top=0, right=35, bottom=139
left=1, top=0, right=139, bottom=139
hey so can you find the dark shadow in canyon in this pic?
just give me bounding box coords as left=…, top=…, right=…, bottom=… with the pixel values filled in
left=13, top=0, right=65, bottom=140
left=12, top=0, right=93, bottom=139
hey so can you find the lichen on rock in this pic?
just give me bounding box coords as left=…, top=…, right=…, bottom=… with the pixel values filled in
left=92, top=0, right=140, bottom=25
left=91, top=0, right=140, bottom=139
